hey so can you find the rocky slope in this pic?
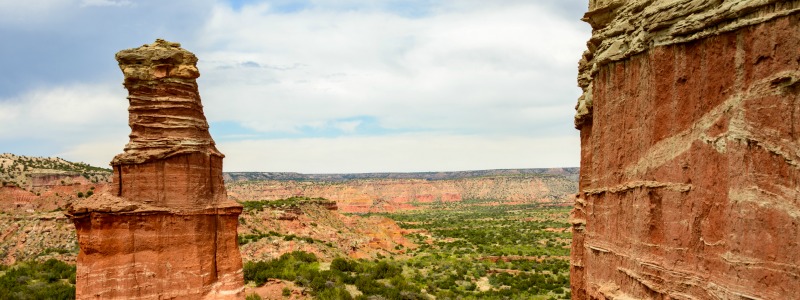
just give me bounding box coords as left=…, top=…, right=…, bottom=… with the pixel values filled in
left=0, top=183, right=102, bottom=213
left=0, top=155, right=109, bottom=266
left=66, top=39, right=243, bottom=300
left=0, top=153, right=110, bottom=193
left=238, top=199, right=414, bottom=262
left=572, top=1, right=800, bottom=299
left=0, top=212, right=78, bottom=265
left=227, top=174, right=577, bottom=213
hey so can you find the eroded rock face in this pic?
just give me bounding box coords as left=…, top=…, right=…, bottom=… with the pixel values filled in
left=572, top=1, right=800, bottom=299
left=227, top=176, right=577, bottom=213
left=238, top=203, right=415, bottom=262
left=67, top=39, right=244, bottom=299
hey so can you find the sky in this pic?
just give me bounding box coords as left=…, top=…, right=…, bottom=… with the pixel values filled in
left=0, top=0, right=591, bottom=173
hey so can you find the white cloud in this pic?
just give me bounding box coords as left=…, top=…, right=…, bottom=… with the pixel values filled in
left=58, top=138, right=127, bottom=168
left=0, top=83, right=129, bottom=158
left=0, top=0, right=590, bottom=172
left=0, top=0, right=75, bottom=25
left=218, top=133, right=580, bottom=173
left=195, top=1, right=590, bottom=138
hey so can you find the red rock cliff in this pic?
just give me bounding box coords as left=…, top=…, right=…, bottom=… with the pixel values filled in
left=226, top=176, right=577, bottom=213
left=572, top=1, right=800, bottom=299
left=67, top=39, right=244, bottom=299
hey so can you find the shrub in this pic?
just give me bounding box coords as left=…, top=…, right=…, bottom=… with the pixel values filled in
left=330, top=258, right=354, bottom=273
left=245, top=293, right=262, bottom=300
left=316, top=287, right=353, bottom=300
left=243, top=251, right=319, bottom=286
left=0, top=259, right=76, bottom=300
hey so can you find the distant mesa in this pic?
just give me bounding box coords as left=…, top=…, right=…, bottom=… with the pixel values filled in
left=223, top=167, right=579, bottom=182
left=225, top=168, right=579, bottom=213
left=66, top=39, right=245, bottom=299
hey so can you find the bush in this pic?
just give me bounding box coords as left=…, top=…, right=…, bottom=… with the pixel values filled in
left=0, top=259, right=76, bottom=300
left=316, top=287, right=353, bottom=300
left=239, top=197, right=334, bottom=212
left=243, top=251, right=319, bottom=286
left=371, top=261, right=401, bottom=279
left=331, top=257, right=355, bottom=273
left=245, top=293, right=262, bottom=300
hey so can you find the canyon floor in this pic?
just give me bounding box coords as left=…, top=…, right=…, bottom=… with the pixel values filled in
left=241, top=200, right=572, bottom=300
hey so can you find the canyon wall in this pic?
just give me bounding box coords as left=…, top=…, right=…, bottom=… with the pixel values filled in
left=572, top=1, right=800, bottom=299
left=227, top=175, right=577, bottom=213
left=66, top=40, right=244, bottom=299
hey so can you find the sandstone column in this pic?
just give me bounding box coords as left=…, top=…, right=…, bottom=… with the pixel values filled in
left=67, top=39, right=244, bottom=299
left=572, top=1, right=800, bottom=299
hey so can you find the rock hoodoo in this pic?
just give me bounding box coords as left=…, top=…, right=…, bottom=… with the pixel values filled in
left=67, top=39, right=244, bottom=299
left=572, top=1, right=799, bottom=299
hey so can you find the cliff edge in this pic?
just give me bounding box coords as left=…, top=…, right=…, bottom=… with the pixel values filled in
left=572, top=1, right=799, bottom=299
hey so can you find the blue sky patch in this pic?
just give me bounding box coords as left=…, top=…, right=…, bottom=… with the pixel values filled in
left=226, top=0, right=310, bottom=13
left=209, top=115, right=410, bottom=141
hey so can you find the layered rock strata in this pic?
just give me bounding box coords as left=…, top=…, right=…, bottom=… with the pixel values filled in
left=572, top=1, right=800, bottom=299
left=226, top=175, right=577, bottom=213
left=67, top=39, right=244, bottom=299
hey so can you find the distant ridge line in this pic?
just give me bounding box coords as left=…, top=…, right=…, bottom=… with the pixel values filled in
left=223, top=167, right=579, bottom=182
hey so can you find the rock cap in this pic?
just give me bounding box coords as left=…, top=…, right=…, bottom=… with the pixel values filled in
left=112, top=39, right=222, bottom=166
left=115, top=39, right=200, bottom=83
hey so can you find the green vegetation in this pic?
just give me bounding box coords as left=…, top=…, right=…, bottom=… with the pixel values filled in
left=238, top=229, right=282, bottom=245
left=0, top=154, right=110, bottom=174
left=244, top=251, right=358, bottom=299
left=244, top=251, right=424, bottom=300
left=245, top=293, right=262, bottom=300
left=385, top=202, right=571, bottom=299
left=41, top=248, right=74, bottom=256
left=237, top=229, right=334, bottom=247
left=386, top=203, right=571, bottom=258
left=240, top=196, right=334, bottom=212
left=0, top=259, right=76, bottom=300
left=244, top=202, right=572, bottom=299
